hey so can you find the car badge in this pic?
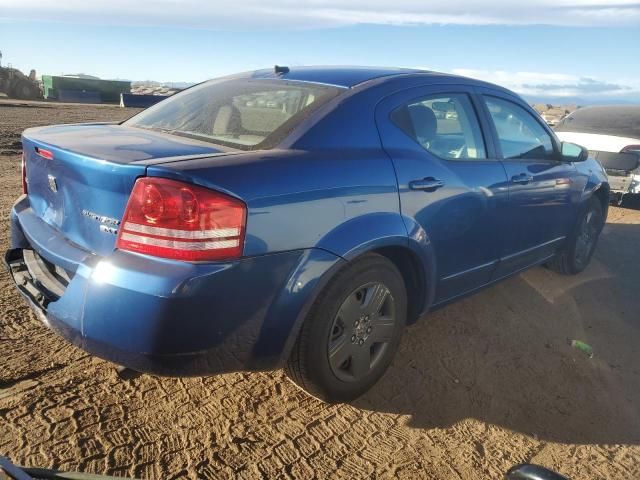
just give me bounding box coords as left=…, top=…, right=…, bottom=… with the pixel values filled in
left=81, top=209, right=120, bottom=235
left=47, top=174, right=58, bottom=193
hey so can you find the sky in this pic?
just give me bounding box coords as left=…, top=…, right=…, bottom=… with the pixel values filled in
left=0, top=0, right=639, bottom=104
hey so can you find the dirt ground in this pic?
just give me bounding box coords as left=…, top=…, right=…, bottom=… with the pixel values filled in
left=0, top=100, right=639, bottom=479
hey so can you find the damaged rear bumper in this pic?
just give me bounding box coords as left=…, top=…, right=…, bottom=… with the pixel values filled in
left=6, top=196, right=344, bottom=377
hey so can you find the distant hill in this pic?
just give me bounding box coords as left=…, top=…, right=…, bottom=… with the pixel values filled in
left=523, top=95, right=639, bottom=106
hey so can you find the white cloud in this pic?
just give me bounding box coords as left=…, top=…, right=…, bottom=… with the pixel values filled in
left=449, top=68, right=640, bottom=101
left=1, top=0, right=639, bottom=28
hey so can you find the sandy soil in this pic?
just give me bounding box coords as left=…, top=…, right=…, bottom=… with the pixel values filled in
left=0, top=101, right=639, bottom=479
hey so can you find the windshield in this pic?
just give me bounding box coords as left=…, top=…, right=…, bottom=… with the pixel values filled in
left=555, top=105, right=640, bottom=139
left=124, top=78, right=342, bottom=150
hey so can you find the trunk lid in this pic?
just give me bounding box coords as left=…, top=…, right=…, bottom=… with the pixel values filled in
left=23, top=123, right=225, bottom=256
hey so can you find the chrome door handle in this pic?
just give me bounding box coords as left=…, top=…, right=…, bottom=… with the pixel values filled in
left=409, top=177, right=445, bottom=191
left=511, top=173, right=534, bottom=184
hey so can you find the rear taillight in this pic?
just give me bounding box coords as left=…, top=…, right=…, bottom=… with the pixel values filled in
left=621, top=145, right=640, bottom=153
left=21, top=152, right=27, bottom=194
left=116, top=178, right=246, bottom=261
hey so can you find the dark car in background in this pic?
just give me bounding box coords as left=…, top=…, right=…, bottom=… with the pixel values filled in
left=6, top=66, right=609, bottom=402
left=556, top=105, right=640, bottom=204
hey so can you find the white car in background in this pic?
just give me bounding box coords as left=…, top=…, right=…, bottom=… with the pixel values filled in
left=555, top=105, right=640, bottom=204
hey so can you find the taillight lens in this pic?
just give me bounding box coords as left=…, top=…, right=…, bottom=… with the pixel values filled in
left=621, top=145, right=640, bottom=153
left=21, top=152, right=27, bottom=194
left=116, top=178, right=246, bottom=261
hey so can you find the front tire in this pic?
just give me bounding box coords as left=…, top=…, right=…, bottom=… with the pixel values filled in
left=285, top=254, right=407, bottom=403
left=547, top=197, right=604, bottom=275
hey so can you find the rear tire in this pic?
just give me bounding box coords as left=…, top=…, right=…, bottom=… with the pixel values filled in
left=285, top=253, right=407, bottom=403
left=546, top=197, right=604, bottom=275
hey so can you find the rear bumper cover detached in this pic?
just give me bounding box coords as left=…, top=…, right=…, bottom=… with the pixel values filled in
left=6, top=195, right=344, bottom=376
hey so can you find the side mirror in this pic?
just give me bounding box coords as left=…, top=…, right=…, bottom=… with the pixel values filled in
left=561, top=142, right=588, bottom=162
left=506, top=464, right=570, bottom=480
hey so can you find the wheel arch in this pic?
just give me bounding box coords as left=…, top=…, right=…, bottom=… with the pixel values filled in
left=315, top=212, right=437, bottom=324
left=270, top=213, right=437, bottom=368
left=592, top=182, right=610, bottom=220
left=578, top=173, right=610, bottom=226
left=370, top=245, right=427, bottom=324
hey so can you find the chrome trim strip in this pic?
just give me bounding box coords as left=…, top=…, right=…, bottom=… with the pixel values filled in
left=120, top=232, right=239, bottom=250
left=123, top=222, right=239, bottom=239
left=441, top=260, right=497, bottom=282
left=500, top=236, right=565, bottom=262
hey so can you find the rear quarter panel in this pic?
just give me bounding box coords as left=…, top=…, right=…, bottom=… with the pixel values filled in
left=146, top=81, right=443, bottom=320
left=147, top=148, right=402, bottom=257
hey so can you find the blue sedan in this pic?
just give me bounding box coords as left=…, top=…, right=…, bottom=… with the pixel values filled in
left=6, top=66, right=609, bottom=402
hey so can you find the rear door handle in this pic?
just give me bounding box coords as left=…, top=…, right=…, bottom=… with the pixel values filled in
left=409, top=177, right=445, bottom=191
left=511, top=173, right=534, bottom=184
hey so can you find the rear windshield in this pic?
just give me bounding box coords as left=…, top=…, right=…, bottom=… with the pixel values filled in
left=555, top=106, right=640, bottom=139
left=124, top=79, right=342, bottom=150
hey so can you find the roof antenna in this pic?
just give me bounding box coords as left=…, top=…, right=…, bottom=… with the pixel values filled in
left=274, top=65, right=289, bottom=74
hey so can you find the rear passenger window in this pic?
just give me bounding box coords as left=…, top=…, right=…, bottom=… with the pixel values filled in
left=483, top=96, right=555, bottom=160
left=391, top=93, right=486, bottom=160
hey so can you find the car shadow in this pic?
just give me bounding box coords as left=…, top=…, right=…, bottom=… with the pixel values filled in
left=619, top=194, right=640, bottom=210
left=355, top=222, right=640, bottom=445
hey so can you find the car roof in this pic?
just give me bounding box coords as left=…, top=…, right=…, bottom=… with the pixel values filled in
left=250, top=66, right=429, bottom=88
left=563, top=105, right=640, bottom=116
left=249, top=65, right=517, bottom=95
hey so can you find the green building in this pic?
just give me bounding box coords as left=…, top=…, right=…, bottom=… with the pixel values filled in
left=42, top=75, right=131, bottom=103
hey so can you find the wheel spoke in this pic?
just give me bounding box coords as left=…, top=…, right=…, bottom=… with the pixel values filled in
left=362, top=283, right=389, bottom=316
left=328, top=335, right=352, bottom=369
left=368, top=316, right=395, bottom=343
left=575, top=211, right=599, bottom=265
left=327, top=280, right=397, bottom=382
left=585, top=211, right=593, bottom=225
left=350, top=347, right=371, bottom=378
left=338, top=293, right=363, bottom=321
